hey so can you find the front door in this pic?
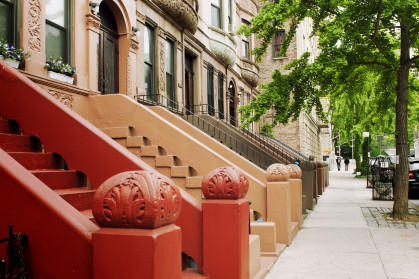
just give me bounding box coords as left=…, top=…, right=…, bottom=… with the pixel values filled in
left=229, top=82, right=236, bottom=125
left=185, top=54, right=194, bottom=114
left=98, top=2, right=118, bottom=94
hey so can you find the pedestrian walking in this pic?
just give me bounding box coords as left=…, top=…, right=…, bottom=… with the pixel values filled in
left=344, top=157, right=350, bottom=171
left=336, top=156, right=341, bottom=171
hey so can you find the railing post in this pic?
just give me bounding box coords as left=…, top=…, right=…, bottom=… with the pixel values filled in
left=266, top=164, right=292, bottom=246
left=92, top=171, right=182, bottom=279
left=300, top=161, right=316, bottom=210
left=202, top=167, right=250, bottom=279
left=288, top=164, right=302, bottom=228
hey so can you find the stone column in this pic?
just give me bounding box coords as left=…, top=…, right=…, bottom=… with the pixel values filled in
left=22, top=0, right=46, bottom=74
left=266, top=164, right=292, bottom=246
left=85, top=14, right=101, bottom=92
left=300, top=161, right=316, bottom=210
left=316, top=161, right=324, bottom=195
left=92, top=171, right=182, bottom=279
left=202, top=167, right=250, bottom=279
left=127, top=36, right=139, bottom=98
left=288, top=164, right=302, bottom=228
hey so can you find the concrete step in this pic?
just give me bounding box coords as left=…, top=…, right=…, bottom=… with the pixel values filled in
left=171, top=166, right=190, bottom=178
left=290, top=221, right=300, bottom=242
left=0, top=134, right=41, bottom=152
left=155, top=167, right=171, bottom=178
left=127, top=147, right=141, bottom=157
left=156, top=155, right=175, bottom=167
left=55, top=187, right=96, bottom=211
left=32, top=170, right=86, bottom=190
left=8, top=152, right=64, bottom=170
left=185, top=176, right=203, bottom=189
left=141, top=156, right=156, bottom=168
left=99, top=127, right=128, bottom=139
left=126, top=136, right=144, bottom=147
left=141, top=145, right=159, bottom=157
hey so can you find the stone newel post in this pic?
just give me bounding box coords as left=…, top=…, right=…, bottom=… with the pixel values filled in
left=288, top=164, right=303, bottom=228
left=300, top=161, right=317, bottom=210
left=92, top=170, right=182, bottom=279
left=266, top=164, right=292, bottom=246
left=202, top=167, right=250, bottom=279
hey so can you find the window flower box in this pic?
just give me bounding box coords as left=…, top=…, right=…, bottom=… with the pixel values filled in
left=4, top=58, right=20, bottom=69
left=47, top=70, right=74, bottom=84
left=0, top=40, right=30, bottom=69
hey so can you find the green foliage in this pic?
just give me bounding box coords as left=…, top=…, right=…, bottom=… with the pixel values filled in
left=45, top=56, right=76, bottom=77
left=0, top=40, right=31, bottom=61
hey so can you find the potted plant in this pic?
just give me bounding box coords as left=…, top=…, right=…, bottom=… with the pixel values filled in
left=0, top=40, right=31, bottom=69
left=45, top=56, right=76, bottom=84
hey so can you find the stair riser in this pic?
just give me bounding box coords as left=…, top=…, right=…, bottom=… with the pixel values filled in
left=60, top=192, right=95, bottom=212
left=0, top=134, right=41, bottom=152
left=0, top=120, right=13, bottom=134
left=33, top=171, right=85, bottom=190
left=9, top=153, right=63, bottom=170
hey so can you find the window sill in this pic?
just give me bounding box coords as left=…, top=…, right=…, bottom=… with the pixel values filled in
left=272, top=56, right=288, bottom=60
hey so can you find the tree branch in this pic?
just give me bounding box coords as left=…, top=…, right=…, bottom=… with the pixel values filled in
left=407, top=54, right=419, bottom=64
left=302, top=0, right=341, bottom=17
left=370, top=0, right=383, bottom=40
left=355, top=61, right=393, bottom=69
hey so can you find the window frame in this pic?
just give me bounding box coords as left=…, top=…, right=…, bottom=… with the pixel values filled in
left=218, top=73, right=224, bottom=119
left=0, top=0, right=20, bottom=46
left=207, top=65, right=215, bottom=116
left=272, top=29, right=286, bottom=59
left=211, top=0, right=222, bottom=29
left=165, top=37, right=176, bottom=106
left=144, top=22, right=156, bottom=100
left=45, top=0, right=73, bottom=64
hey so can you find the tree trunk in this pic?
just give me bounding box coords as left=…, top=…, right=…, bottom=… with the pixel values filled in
left=392, top=22, right=411, bottom=220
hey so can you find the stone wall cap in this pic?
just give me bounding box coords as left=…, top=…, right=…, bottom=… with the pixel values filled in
left=300, top=161, right=316, bottom=171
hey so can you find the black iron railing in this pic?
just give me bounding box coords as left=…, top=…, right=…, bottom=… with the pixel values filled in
left=0, top=225, right=28, bottom=279
left=135, top=94, right=306, bottom=166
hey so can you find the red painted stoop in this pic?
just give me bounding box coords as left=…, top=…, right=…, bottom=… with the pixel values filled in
left=0, top=60, right=204, bottom=278
left=0, top=116, right=95, bottom=212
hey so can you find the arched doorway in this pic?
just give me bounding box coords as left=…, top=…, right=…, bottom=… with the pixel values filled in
left=228, top=81, right=236, bottom=125
left=98, top=2, right=119, bottom=94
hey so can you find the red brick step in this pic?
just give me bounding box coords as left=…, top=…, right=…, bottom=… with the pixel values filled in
left=55, top=188, right=96, bottom=211
left=32, top=170, right=86, bottom=190
left=0, top=134, right=41, bottom=152
left=8, top=152, right=63, bottom=170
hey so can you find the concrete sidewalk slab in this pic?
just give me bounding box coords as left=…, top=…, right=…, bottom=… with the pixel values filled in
left=265, top=169, right=419, bottom=279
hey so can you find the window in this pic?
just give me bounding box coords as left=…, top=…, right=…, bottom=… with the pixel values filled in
left=242, top=37, right=250, bottom=59
left=218, top=73, right=224, bottom=119
left=46, top=0, right=72, bottom=63
left=211, top=0, right=222, bottom=29
left=207, top=66, right=214, bottom=116
left=166, top=38, right=175, bottom=107
left=144, top=23, right=155, bottom=100
left=228, top=0, right=232, bottom=25
left=273, top=29, right=285, bottom=58
left=0, top=0, right=19, bottom=45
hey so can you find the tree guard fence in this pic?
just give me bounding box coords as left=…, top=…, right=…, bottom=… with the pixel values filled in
left=370, top=156, right=395, bottom=200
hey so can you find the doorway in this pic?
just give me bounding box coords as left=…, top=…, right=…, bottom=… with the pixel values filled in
left=98, top=2, right=119, bottom=94
left=229, top=81, right=236, bottom=125
left=185, top=53, right=194, bottom=114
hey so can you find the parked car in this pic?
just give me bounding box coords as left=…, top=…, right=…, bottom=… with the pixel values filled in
left=409, top=158, right=419, bottom=198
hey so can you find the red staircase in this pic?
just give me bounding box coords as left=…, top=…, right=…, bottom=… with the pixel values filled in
left=0, top=116, right=96, bottom=217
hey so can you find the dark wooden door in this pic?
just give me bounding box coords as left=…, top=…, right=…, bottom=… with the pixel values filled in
left=98, top=2, right=118, bottom=94
left=98, top=30, right=118, bottom=94
left=185, top=54, right=194, bottom=114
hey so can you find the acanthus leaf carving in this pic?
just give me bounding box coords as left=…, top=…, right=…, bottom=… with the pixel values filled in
left=202, top=167, right=249, bottom=200
left=159, top=41, right=166, bottom=92
left=47, top=90, right=74, bottom=109
left=28, top=0, right=42, bottom=52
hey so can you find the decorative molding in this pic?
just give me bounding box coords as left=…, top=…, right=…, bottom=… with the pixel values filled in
left=126, top=57, right=132, bottom=97
left=241, top=68, right=259, bottom=87
left=152, top=0, right=198, bottom=34
left=28, top=0, right=41, bottom=52
left=92, top=171, right=182, bottom=229
left=85, top=14, right=100, bottom=31
left=47, top=90, right=74, bottom=109
left=201, top=167, right=249, bottom=200
left=159, top=41, right=166, bottom=92
left=209, top=39, right=236, bottom=67
left=129, top=37, right=139, bottom=52
left=136, top=11, right=146, bottom=24
left=287, top=164, right=302, bottom=179
left=237, top=0, right=257, bottom=16
left=266, top=164, right=290, bottom=182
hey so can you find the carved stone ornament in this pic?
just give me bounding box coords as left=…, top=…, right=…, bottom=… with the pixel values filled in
left=239, top=0, right=257, bottom=15
left=86, top=14, right=100, bottom=31
left=92, top=171, right=182, bottom=229
left=28, top=0, right=42, bottom=52
left=287, top=164, right=302, bottom=179
left=202, top=167, right=249, bottom=200
left=126, top=57, right=132, bottom=97
left=241, top=68, right=259, bottom=87
left=152, top=0, right=198, bottom=34
left=159, top=41, right=166, bottom=92
left=209, top=39, right=236, bottom=67
left=48, top=90, right=74, bottom=109
left=266, top=164, right=290, bottom=182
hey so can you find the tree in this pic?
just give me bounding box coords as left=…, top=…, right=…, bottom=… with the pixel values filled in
left=238, top=0, right=419, bottom=219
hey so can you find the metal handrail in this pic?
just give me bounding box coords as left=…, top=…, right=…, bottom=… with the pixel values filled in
left=190, top=103, right=308, bottom=162
left=135, top=94, right=296, bottom=167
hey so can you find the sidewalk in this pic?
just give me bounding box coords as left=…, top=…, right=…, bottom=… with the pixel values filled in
left=265, top=170, right=419, bottom=279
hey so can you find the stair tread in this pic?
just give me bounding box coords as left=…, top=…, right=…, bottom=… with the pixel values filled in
left=0, top=134, right=40, bottom=152
left=54, top=187, right=96, bottom=195
left=8, top=152, right=61, bottom=170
